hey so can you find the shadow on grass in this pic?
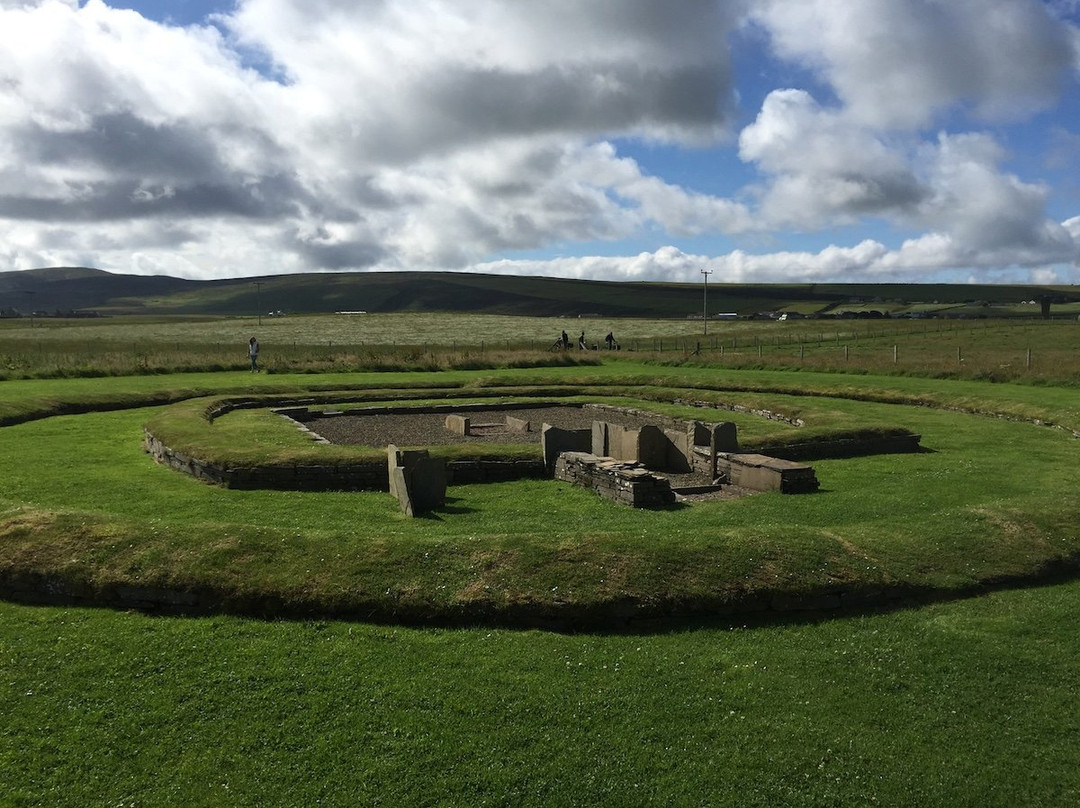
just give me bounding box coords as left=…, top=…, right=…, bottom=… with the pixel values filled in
left=421, top=496, right=478, bottom=518
left=7, top=553, right=1080, bottom=638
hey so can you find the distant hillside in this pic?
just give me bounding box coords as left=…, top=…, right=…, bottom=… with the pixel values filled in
left=2, top=266, right=1078, bottom=319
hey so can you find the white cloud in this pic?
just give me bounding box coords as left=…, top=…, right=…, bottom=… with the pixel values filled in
left=228, top=0, right=740, bottom=163
left=0, top=0, right=751, bottom=277
left=749, top=0, right=1077, bottom=128
left=0, top=0, right=1077, bottom=284
left=739, top=89, right=925, bottom=227
left=911, top=132, right=1075, bottom=259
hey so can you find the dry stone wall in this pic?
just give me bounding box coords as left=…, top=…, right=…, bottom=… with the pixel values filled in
left=144, top=429, right=544, bottom=491
left=554, top=451, right=676, bottom=508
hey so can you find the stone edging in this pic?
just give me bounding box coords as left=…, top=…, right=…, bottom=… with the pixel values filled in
left=144, top=428, right=547, bottom=490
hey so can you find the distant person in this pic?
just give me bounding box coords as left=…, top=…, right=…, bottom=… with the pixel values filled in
left=248, top=336, right=260, bottom=372
left=561, top=330, right=569, bottom=350
left=578, top=331, right=587, bottom=350
left=605, top=331, right=619, bottom=350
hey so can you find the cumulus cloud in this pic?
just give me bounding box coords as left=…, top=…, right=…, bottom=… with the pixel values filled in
left=0, top=0, right=752, bottom=277
left=739, top=89, right=926, bottom=227
left=229, top=0, right=738, bottom=158
left=749, top=0, right=1077, bottom=128
left=0, top=0, right=1077, bottom=283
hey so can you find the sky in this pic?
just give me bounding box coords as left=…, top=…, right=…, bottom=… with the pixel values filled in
left=1, top=0, right=1080, bottom=285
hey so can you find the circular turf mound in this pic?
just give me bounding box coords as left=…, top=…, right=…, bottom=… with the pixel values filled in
left=3, top=373, right=1079, bottom=629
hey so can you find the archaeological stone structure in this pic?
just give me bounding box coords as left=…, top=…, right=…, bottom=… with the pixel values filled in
left=143, top=399, right=923, bottom=511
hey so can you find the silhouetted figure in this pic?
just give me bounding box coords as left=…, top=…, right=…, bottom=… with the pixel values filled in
left=578, top=331, right=587, bottom=350
left=248, top=336, right=260, bottom=372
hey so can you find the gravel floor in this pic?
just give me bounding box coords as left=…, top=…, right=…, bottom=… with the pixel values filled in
left=299, top=405, right=676, bottom=448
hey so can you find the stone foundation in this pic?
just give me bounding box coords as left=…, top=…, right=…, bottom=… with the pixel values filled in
left=144, top=429, right=544, bottom=491
left=554, top=451, right=676, bottom=508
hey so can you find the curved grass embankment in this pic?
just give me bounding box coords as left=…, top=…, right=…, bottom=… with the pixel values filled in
left=1, top=361, right=1078, bottom=627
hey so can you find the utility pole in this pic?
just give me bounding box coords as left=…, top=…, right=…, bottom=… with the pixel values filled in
left=253, top=281, right=263, bottom=326
left=700, top=269, right=712, bottom=336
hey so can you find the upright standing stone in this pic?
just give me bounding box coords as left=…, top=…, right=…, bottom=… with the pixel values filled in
left=445, top=414, right=470, bottom=436
left=591, top=421, right=609, bottom=457
left=663, top=428, right=692, bottom=472
left=541, top=424, right=592, bottom=473
left=387, top=444, right=447, bottom=516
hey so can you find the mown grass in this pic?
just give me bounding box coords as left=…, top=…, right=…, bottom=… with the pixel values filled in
left=2, top=374, right=1078, bottom=622
left=2, top=580, right=1078, bottom=806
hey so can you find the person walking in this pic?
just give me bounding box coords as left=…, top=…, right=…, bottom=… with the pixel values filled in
left=248, top=336, right=260, bottom=372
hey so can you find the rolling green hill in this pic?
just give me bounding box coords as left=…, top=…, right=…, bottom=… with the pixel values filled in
left=3, top=266, right=1079, bottom=318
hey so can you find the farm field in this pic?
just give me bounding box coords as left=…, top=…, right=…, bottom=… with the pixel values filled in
left=1, top=316, right=1079, bottom=806
left=3, top=311, right=1080, bottom=383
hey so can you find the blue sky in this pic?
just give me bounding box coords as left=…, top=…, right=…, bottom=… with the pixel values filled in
left=1, top=0, right=1079, bottom=284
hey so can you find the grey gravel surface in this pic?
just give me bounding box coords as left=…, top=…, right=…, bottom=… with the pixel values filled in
left=300, top=405, right=677, bottom=447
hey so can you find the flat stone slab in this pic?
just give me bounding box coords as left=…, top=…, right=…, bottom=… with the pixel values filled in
left=715, top=452, right=819, bottom=494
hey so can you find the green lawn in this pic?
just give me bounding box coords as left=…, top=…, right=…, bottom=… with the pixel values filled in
left=2, top=580, right=1078, bottom=807
left=2, top=366, right=1079, bottom=621
left=2, top=360, right=1079, bottom=806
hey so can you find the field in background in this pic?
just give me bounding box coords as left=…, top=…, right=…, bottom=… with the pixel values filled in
left=2, top=311, right=1080, bottom=383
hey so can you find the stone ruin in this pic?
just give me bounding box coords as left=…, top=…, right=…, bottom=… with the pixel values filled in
left=538, top=417, right=818, bottom=509
left=147, top=401, right=928, bottom=517
left=553, top=452, right=676, bottom=508
left=375, top=409, right=822, bottom=515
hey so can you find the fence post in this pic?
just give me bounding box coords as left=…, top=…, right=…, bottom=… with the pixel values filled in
left=844, top=345, right=849, bottom=361
left=893, top=344, right=898, bottom=363
left=1026, top=348, right=1032, bottom=369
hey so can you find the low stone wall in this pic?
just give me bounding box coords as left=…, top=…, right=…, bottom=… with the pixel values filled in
left=759, top=433, right=923, bottom=460
left=145, top=429, right=545, bottom=491
left=446, top=459, right=546, bottom=485
left=554, top=451, right=675, bottom=508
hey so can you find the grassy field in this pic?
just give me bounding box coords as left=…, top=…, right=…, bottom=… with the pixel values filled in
left=2, top=319, right=1080, bottom=805
left=3, top=312, right=1080, bottom=384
